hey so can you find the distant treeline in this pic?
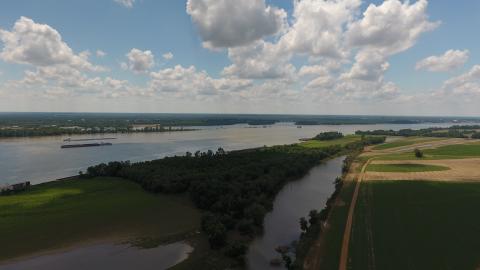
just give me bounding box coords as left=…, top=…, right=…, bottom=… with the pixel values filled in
left=0, top=126, right=193, bottom=138
left=2, top=112, right=479, bottom=129
left=313, top=131, right=344, bottom=141
left=83, top=135, right=385, bottom=265
left=356, top=125, right=480, bottom=138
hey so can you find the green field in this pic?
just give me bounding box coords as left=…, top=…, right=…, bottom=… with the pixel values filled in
left=350, top=181, right=480, bottom=270
left=300, top=135, right=361, bottom=148
left=424, top=144, right=480, bottom=157
left=367, top=163, right=450, bottom=172
left=372, top=137, right=441, bottom=150
left=371, top=143, right=480, bottom=161
left=0, top=177, right=201, bottom=261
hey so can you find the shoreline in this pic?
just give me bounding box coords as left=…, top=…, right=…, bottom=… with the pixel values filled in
left=0, top=128, right=198, bottom=140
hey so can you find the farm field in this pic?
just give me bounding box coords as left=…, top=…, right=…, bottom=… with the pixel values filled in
left=372, top=137, right=444, bottom=150
left=0, top=177, right=201, bottom=262
left=366, top=163, right=449, bottom=172
left=424, top=143, right=480, bottom=157
left=344, top=138, right=480, bottom=269
left=350, top=180, right=480, bottom=270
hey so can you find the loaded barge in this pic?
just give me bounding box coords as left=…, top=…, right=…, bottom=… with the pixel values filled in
left=61, top=142, right=112, bottom=149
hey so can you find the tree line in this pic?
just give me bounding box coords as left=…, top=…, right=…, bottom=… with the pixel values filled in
left=0, top=125, right=193, bottom=138
left=354, top=126, right=480, bottom=138
left=313, top=131, right=344, bottom=141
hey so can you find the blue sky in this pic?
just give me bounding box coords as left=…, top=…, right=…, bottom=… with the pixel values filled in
left=0, top=0, right=479, bottom=115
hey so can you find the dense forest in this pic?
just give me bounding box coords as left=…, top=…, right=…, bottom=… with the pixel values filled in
left=84, top=135, right=385, bottom=265
left=356, top=125, right=480, bottom=138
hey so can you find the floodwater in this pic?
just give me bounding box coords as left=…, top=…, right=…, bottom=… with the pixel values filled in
left=0, top=122, right=464, bottom=185
left=247, top=156, right=345, bottom=270
left=0, top=242, right=192, bottom=270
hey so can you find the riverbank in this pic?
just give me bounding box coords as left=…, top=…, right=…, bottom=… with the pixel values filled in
left=0, top=127, right=197, bottom=139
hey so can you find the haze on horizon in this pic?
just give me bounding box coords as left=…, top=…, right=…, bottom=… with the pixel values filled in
left=0, top=0, right=479, bottom=116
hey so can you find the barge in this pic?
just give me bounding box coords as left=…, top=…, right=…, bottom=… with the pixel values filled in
left=61, top=142, right=112, bottom=149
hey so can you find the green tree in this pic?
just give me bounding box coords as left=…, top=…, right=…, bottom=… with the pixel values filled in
left=300, top=217, right=308, bottom=232
left=414, top=148, right=423, bottom=158
left=308, top=210, right=319, bottom=226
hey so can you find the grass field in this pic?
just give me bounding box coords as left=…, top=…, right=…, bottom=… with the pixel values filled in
left=0, top=177, right=201, bottom=261
left=367, top=163, right=450, bottom=172
left=300, top=135, right=361, bottom=148
left=424, top=144, right=480, bottom=157
left=372, top=137, right=438, bottom=150
left=350, top=181, right=480, bottom=270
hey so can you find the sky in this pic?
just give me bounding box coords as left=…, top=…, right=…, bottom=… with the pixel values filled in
left=0, top=0, right=479, bottom=116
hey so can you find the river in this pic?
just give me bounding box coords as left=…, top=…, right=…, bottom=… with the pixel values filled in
left=0, top=122, right=464, bottom=185
left=247, top=156, right=345, bottom=269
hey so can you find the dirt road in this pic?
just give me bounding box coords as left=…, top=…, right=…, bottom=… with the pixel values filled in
left=338, top=158, right=372, bottom=270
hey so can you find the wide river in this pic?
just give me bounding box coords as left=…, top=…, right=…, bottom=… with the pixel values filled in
left=0, top=122, right=465, bottom=185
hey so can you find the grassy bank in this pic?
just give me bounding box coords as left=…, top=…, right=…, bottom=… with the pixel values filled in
left=299, top=135, right=361, bottom=148
left=350, top=180, right=480, bottom=270
left=0, top=177, right=201, bottom=262
left=306, top=175, right=357, bottom=270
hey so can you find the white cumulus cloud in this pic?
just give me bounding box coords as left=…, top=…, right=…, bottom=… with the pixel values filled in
left=149, top=65, right=252, bottom=97
left=125, top=48, right=155, bottom=73
left=278, top=0, right=361, bottom=58
left=346, top=0, right=439, bottom=55
left=0, top=16, right=104, bottom=72
left=162, top=52, right=173, bottom=60
left=442, top=65, right=480, bottom=96
left=222, top=41, right=295, bottom=79
left=416, top=49, right=469, bottom=72
left=186, top=0, right=286, bottom=49
left=96, top=50, right=107, bottom=58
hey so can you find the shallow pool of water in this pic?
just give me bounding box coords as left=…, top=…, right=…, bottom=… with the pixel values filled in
left=0, top=241, right=192, bottom=270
